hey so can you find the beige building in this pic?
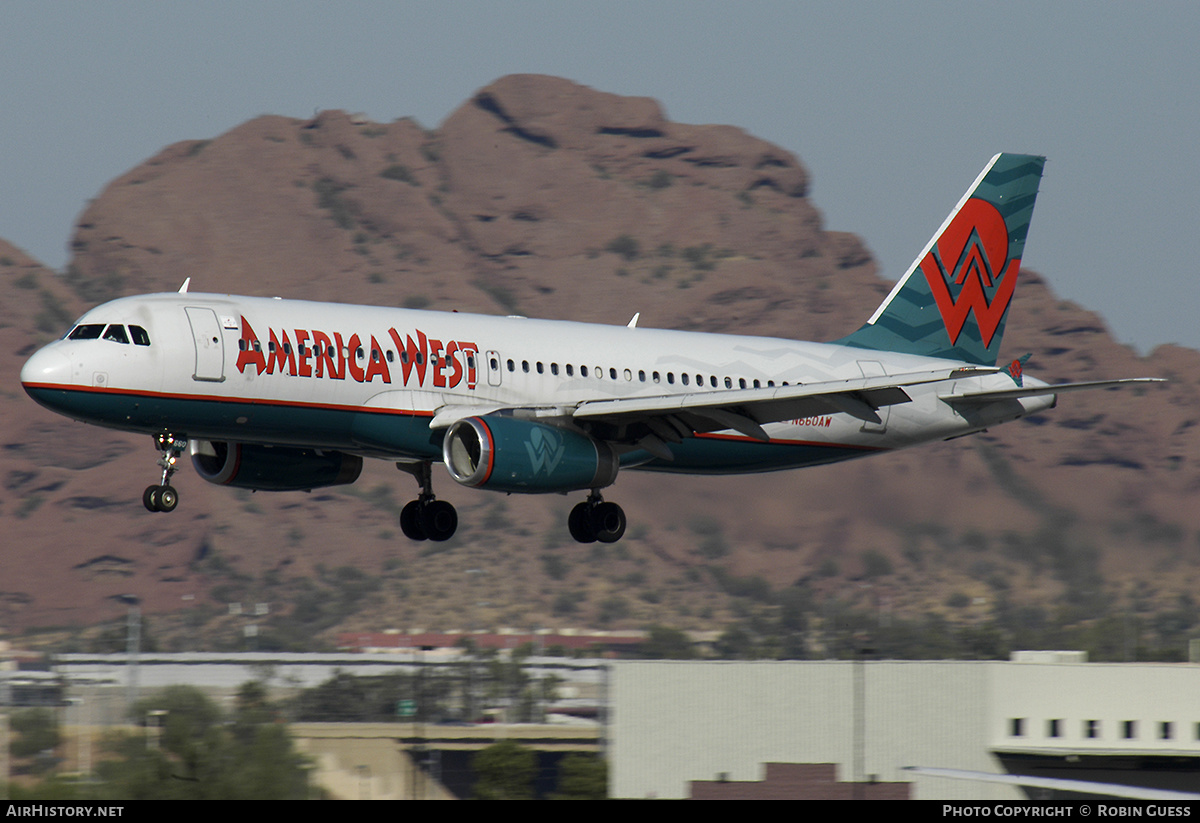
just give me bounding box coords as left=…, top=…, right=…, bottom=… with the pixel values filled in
left=609, top=658, right=1200, bottom=799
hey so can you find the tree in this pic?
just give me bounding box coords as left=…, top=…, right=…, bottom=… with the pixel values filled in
left=552, top=753, right=607, bottom=800
left=638, top=625, right=695, bottom=659
left=472, top=740, right=536, bottom=800
left=97, top=683, right=309, bottom=799
left=10, top=708, right=60, bottom=759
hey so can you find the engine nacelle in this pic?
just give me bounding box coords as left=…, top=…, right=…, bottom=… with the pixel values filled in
left=190, top=440, right=362, bottom=491
left=443, top=416, right=618, bottom=493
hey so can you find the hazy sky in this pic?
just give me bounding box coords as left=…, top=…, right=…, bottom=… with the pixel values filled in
left=3, top=2, right=1197, bottom=354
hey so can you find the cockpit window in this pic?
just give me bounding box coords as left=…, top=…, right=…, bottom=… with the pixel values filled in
left=103, top=324, right=129, bottom=344
left=130, top=325, right=151, bottom=346
left=68, top=324, right=105, bottom=340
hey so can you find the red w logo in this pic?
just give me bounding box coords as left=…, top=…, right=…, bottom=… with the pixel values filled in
left=920, top=198, right=1020, bottom=348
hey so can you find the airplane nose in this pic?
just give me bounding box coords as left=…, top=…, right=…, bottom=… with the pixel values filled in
left=21, top=346, right=72, bottom=391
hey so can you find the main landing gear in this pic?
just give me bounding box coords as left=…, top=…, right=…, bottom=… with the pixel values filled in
left=568, top=491, right=626, bottom=544
left=144, top=433, right=186, bottom=513
left=397, top=461, right=458, bottom=542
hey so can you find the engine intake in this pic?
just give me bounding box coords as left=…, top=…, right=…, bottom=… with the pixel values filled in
left=443, top=416, right=618, bottom=493
left=190, top=440, right=362, bottom=491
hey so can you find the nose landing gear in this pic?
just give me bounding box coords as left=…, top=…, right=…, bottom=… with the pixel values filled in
left=568, top=491, right=626, bottom=544
left=397, top=461, right=458, bottom=542
left=144, top=433, right=186, bottom=513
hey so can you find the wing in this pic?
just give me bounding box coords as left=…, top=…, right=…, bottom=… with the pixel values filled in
left=428, top=367, right=987, bottom=460
left=568, top=366, right=988, bottom=458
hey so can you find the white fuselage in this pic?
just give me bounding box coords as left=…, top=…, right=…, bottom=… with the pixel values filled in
left=21, top=292, right=1053, bottom=475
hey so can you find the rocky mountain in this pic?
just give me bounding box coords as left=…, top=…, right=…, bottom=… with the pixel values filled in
left=2, top=76, right=1196, bottom=655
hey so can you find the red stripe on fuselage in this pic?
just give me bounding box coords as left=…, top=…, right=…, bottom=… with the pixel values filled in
left=694, top=431, right=885, bottom=452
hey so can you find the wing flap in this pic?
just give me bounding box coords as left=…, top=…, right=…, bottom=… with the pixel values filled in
left=573, top=367, right=964, bottom=430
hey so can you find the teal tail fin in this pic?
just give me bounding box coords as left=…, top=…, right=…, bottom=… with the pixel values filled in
left=837, top=153, right=1046, bottom=366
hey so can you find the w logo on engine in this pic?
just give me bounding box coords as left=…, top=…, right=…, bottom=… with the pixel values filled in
left=525, top=426, right=565, bottom=475
left=920, top=198, right=1021, bottom=349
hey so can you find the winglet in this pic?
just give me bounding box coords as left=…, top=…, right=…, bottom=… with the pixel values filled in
left=627, top=312, right=640, bottom=329
left=1002, top=353, right=1032, bottom=387
left=178, top=277, right=191, bottom=294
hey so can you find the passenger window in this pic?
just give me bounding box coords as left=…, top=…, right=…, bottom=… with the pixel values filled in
left=551, top=363, right=559, bottom=376
left=596, top=366, right=603, bottom=379
left=610, top=368, right=618, bottom=380
left=507, top=359, right=515, bottom=372
left=710, top=375, right=718, bottom=388
left=653, top=371, right=661, bottom=383
left=638, top=370, right=645, bottom=382
left=522, top=360, right=530, bottom=373
left=567, top=364, right=574, bottom=376
left=130, top=325, right=151, bottom=346
left=681, top=374, right=689, bottom=386
left=68, top=324, right=105, bottom=340
left=536, top=362, right=544, bottom=374
left=753, top=379, right=760, bottom=389
left=739, top=378, right=747, bottom=389
left=667, top=373, right=674, bottom=384
left=581, top=366, right=588, bottom=377
left=724, top=377, right=732, bottom=389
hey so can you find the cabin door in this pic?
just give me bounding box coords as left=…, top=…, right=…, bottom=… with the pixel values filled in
left=185, top=307, right=226, bottom=382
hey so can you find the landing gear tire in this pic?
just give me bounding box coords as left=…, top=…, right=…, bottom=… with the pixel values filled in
left=591, top=501, right=626, bottom=543
left=396, top=461, right=457, bottom=542
left=144, top=484, right=180, bottom=513
left=420, top=500, right=458, bottom=542
left=157, top=485, right=179, bottom=512
left=568, top=495, right=626, bottom=544
left=568, top=502, right=597, bottom=543
left=400, top=500, right=427, bottom=541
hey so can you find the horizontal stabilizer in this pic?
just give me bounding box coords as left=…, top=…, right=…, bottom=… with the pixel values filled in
left=904, top=766, right=1200, bottom=801
left=940, top=377, right=1164, bottom=405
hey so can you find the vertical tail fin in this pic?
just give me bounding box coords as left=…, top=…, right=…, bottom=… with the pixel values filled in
left=837, top=153, right=1045, bottom=366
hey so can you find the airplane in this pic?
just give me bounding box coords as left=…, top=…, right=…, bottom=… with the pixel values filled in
left=20, top=153, right=1159, bottom=544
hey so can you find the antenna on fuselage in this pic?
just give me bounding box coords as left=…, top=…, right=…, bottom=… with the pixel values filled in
left=627, top=312, right=640, bottom=329
left=178, top=278, right=191, bottom=294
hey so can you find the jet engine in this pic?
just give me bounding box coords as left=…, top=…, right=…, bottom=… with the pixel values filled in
left=443, top=416, right=618, bottom=493
left=190, top=440, right=362, bottom=491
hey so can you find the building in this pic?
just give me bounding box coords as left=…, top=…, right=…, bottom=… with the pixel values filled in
left=608, top=658, right=1200, bottom=800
